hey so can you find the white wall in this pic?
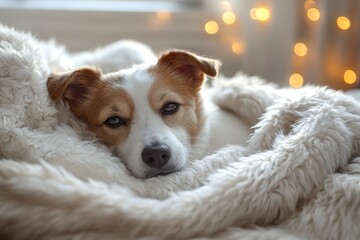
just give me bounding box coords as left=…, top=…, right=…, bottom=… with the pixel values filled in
left=0, top=1, right=300, bottom=86
left=0, top=1, right=320, bottom=86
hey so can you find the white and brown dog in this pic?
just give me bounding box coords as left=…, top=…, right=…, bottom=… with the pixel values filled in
left=47, top=50, right=250, bottom=178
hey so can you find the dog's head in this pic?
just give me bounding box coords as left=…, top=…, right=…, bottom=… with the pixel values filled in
left=47, top=50, right=220, bottom=178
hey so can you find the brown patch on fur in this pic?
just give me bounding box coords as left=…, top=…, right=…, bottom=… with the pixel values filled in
left=47, top=67, right=103, bottom=104
left=47, top=67, right=134, bottom=146
left=149, top=50, right=221, bottom=144
left=157, top=50, right=221, bottom=91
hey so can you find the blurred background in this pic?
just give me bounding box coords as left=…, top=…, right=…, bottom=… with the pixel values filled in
left=0, top=0, right=359, bottom=89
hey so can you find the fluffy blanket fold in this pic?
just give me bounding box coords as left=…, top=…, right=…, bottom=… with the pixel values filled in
left=1, top=25, right=360, bottom=240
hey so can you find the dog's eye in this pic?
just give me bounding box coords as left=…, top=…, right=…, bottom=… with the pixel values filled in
left=104, top=116, right=127, bottom=128
left=161, top=102, right=179, bottom=116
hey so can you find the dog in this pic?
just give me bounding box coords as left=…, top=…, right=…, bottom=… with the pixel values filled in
left=47, top=50, right=251, bottom=178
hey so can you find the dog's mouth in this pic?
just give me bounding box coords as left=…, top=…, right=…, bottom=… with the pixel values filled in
left=143, top=168, right=181, bottom=179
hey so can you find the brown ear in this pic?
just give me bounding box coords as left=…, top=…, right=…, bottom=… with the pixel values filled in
left=157, top=50, right=221, bottom=90
left=47, top=67, right=102, bottom=106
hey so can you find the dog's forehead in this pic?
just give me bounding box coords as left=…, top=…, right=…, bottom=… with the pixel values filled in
left=119, top=63, right=156, bottom=92
left=122, top=63, right=153, bottom=79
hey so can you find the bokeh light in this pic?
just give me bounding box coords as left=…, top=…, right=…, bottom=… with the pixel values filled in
left=250, top=8, right=258, bottom=20
left=256, top=8, right=270, bottom=22
left=250, top=8, right=270, bottom=21
left=337, top=16, right=351, bottom=30
left=204, top=21, right=219, bottom=35
left=223, top=11, right=236, bottom=25
left=156, top=11, right=171, bottom=21
left=304, top=0, right=316, bottom=10
left=220, top=1, right=232, bottom=11
left=289, top=73, right=304, bottom=88
left=344, top=70, right=357, bottom=84
left=232, top=41, right=245, bottom=54
left=307, top=8, right=320, bottom=21
left=294, top=43, right=308, bottom=57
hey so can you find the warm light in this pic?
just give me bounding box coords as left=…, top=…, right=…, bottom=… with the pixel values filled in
left=156, top=11, right=171, bottom=21
left=294, top=43, right=308, bottom=57
left=289, top=73, right=304, bottom=88
left=304, top=0, right=315, bottom=10
left=250, top=8, right=258, bottom=20
left=232, top=41, right=245, bottom=54
left=220, top=1, right=232, bottom=11
left=223, top=11, right=236, bottom=25
left=256, top=8, right=270, bottom=22
left=204, top=21, right=219, bottom=35
left=337, top=16, right=351, bottom=30
left=344, top=70, right=357, bottom=84
left=307, top=8, right=320, bottom=21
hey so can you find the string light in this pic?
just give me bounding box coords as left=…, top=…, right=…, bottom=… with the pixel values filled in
left=232, top=41, right=245, bottom=54
left=307, top=8, right=320, bottom=21
left=289, top=73, right=304, bottom=88
left=208, top=1, right=358, bottom=89
left=223, top=11, right=236, bottom=25
left=294, top=43, right=308, bottom=57
left=337, top=16, right=351, bottom=30
left=204, top=21, right=219, bottom=34
left=344, top=70, right=357, bottom=84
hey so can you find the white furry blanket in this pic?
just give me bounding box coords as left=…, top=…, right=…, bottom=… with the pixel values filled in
left=1, top=25, right=360, bottom=240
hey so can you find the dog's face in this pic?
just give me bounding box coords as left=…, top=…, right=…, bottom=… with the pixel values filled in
left=47, top=50, right=220, bottom=178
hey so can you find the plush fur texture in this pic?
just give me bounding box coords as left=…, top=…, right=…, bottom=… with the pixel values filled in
left=1, top=25, right=360, bottom=240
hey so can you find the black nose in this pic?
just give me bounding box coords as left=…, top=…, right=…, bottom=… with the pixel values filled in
left=142, top=142, right=171, bottom=169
